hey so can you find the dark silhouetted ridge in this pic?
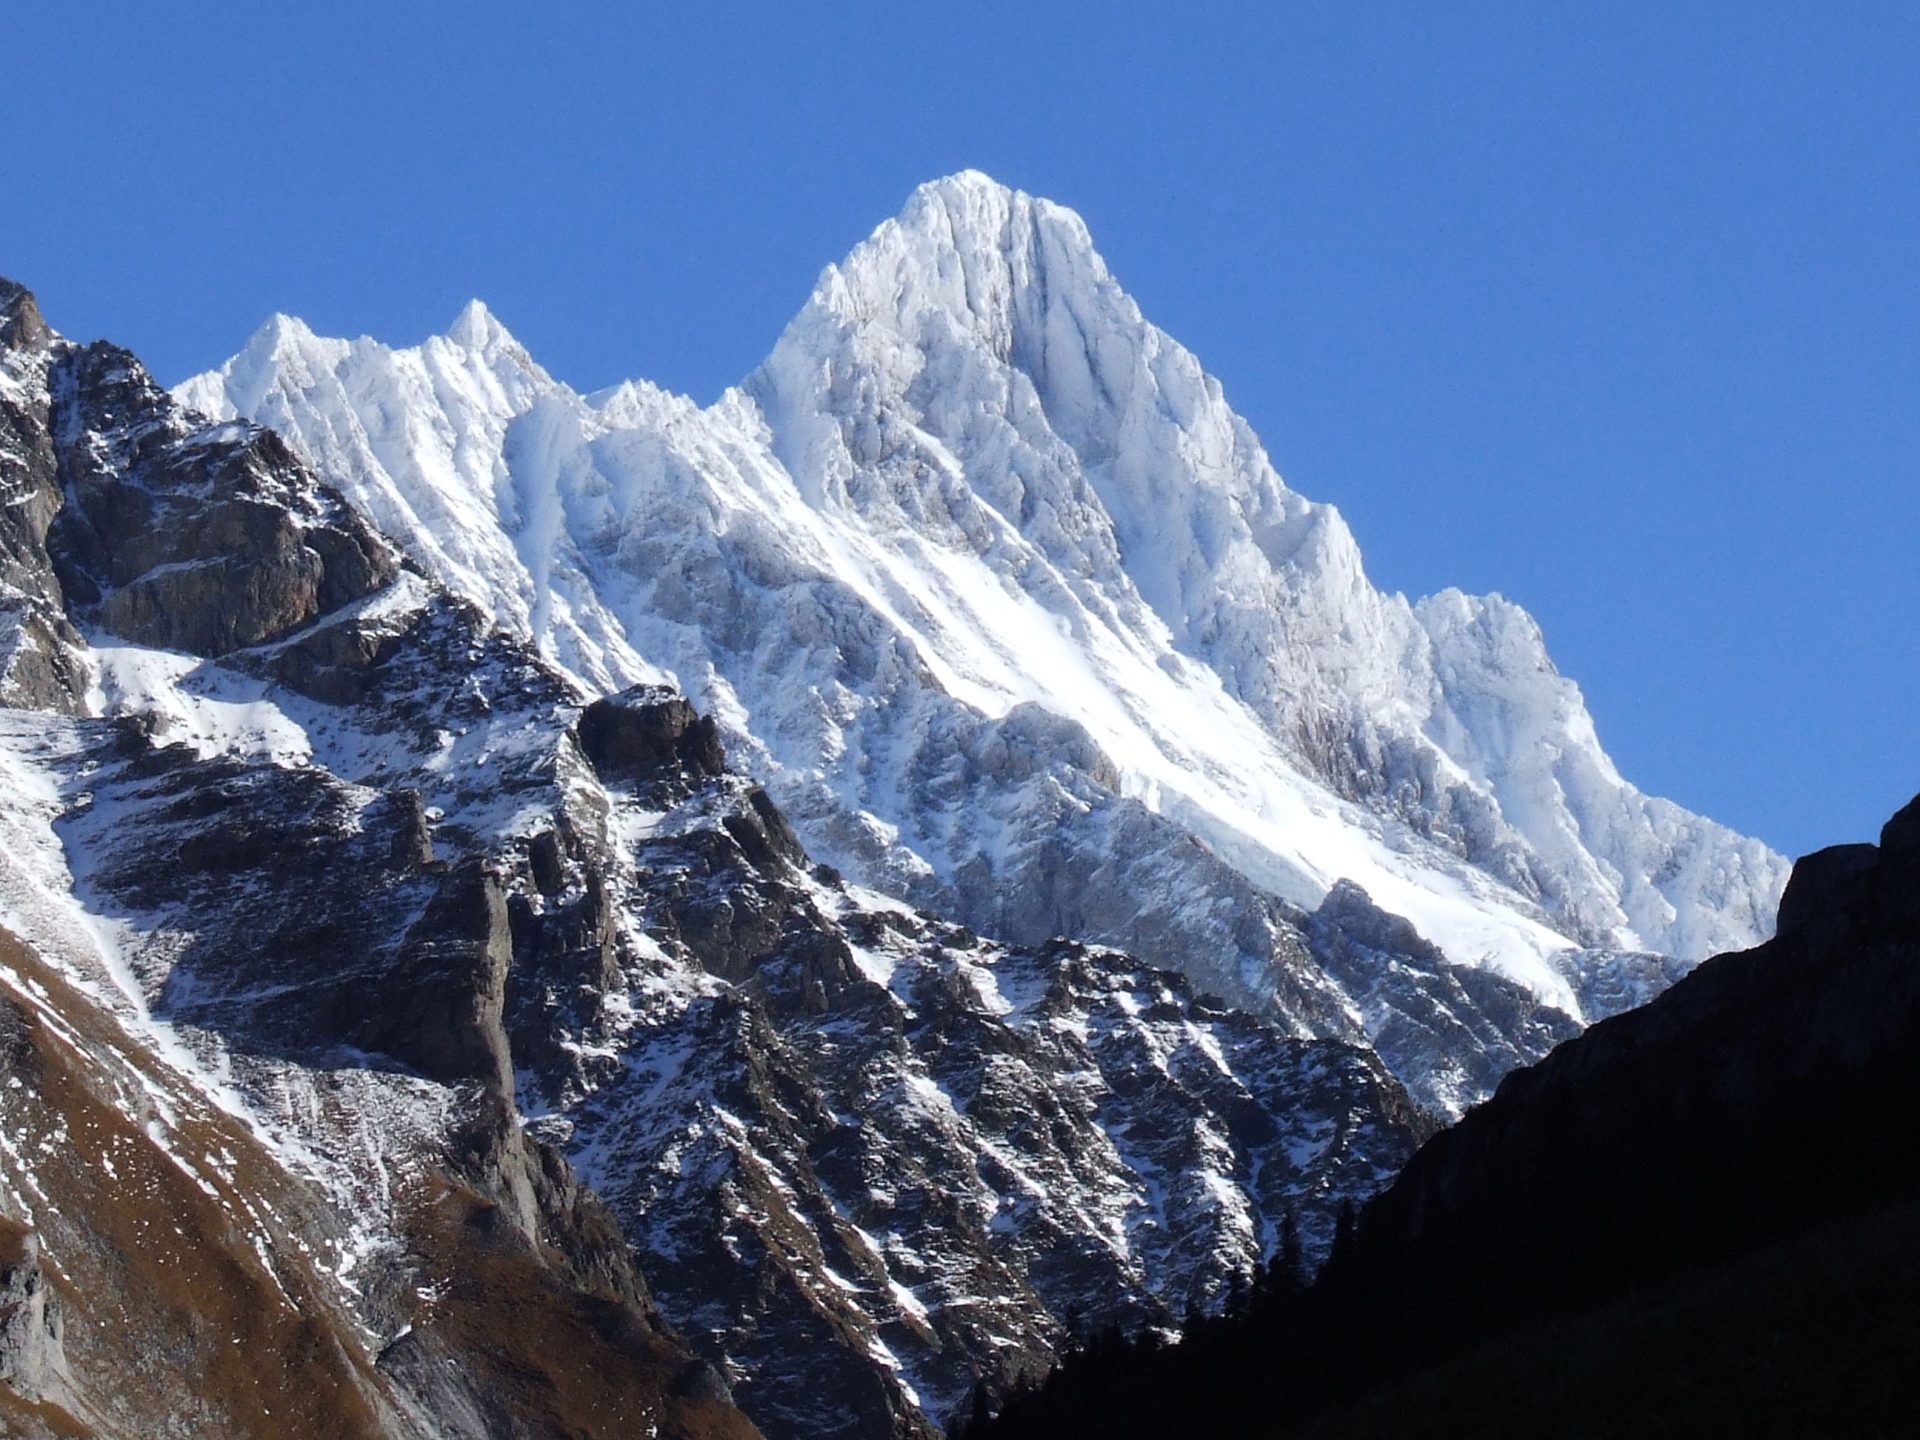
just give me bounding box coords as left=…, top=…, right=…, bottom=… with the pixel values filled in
left=973, top=793, right=1920, bottom=1439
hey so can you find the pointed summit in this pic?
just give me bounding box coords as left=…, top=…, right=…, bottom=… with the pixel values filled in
left=898, top=167, right=1020, bottom=216
left=440, top=299, right=546, bottom=387
left=788, top=170, right=1123, bottom=382
left=892, top=169, right=1067, bottom=234
left=757, top=172, right=1153, bottom=481
left=243, top=311, right=318, bottom=359
left=921, top=166, right=1009, bottom=194
left=445, top=297, right=515, bottom=351
left=867, top=169, right=1108, bottom=295
left=174, top=310, right=344, bottom=423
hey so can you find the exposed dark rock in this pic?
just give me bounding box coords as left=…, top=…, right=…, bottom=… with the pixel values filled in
left=0, top=608, right=88, bottom=715
left=251, top=602, right=404, bottom=704
left=31, top=335, right=397, bottom=659
left=0, top=281, right=87, bottom=715
left=577, top=684, right=727, bottom=791
left=0, top=279, right=49, bottom=351
left=527, top=828, right=567, bottom=896
left=389, top=790, right=436, bottom=869
left=724, top=787, right=807, bottom=873
left=1776, top=842, right=1878, bottom=939
left=0, top=1227, right=67, bottom=1405
left=362, top=863, right=515, bottom=1092
left=1308, top=880, right=1578, bottom=1115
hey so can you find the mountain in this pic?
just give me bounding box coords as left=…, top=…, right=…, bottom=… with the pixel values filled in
left=0, top=172, right=1798, bottom=1439
left=973, top=790, right=1920, bottom=1439
left=0, top=274, right=1424, bottom=1439
left=179, top=171, right=1787, bottom=1119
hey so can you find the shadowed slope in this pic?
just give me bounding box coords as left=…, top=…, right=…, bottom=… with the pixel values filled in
left=974, top=790, right=1920, bottom=1438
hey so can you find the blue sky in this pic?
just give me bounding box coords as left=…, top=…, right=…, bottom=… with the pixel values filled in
left=7, top=3, right=1916, bottom=858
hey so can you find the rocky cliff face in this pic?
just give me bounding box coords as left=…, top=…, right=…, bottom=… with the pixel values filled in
left=512, top=702, right=1428, bottom=1433
left=177, top=174, right=1787, bottom=1121
left=1, top=275, right=1425, bottom=1440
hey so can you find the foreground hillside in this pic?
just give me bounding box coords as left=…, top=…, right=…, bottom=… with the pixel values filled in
left=975, top=791, right=1920, bottom=1437
left=1295, top=1198, right=1920, bottom=1439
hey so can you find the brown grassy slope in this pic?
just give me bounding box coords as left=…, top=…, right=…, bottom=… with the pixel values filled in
left=0, top=921, right=763, bottom=1440
left=403, top=1173, right=760, bottom=1440
left=0, top=1384, right=90, bottom=1440
left=0, top=928, right=397, bottom=1439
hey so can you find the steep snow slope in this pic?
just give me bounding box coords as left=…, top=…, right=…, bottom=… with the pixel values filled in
left=179, top=173, right=1787, bottom=1113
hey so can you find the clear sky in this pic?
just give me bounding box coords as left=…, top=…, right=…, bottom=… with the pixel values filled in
left=6, top=4, right=1915, bottom=859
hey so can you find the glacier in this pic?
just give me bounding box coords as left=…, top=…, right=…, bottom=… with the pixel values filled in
left=178, top=171, right=1788, bottom=1114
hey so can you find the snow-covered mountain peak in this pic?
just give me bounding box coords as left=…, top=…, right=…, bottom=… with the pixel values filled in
left=909, top=166, right=1022, bottom=204
left=178, top=178, right=1792, bottom=1115
left=446, top=295, right=500, bottom=344
left=749, top=174, right=1388, bottom=722
left=249, top=308, right=318, bottom=352
left=181, top=300, right=548, bottom=431
left=442, top=295, right=538, bottom=369
left=784, top=170, right=1191, bottom=470
left=819, top=171, right=1114, bottom=344
left=187, top=311, right=340, bottom=419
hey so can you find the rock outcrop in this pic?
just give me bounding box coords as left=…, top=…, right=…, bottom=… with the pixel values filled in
left=0, top=1227, right=68, bottom=1411
left=577, top=684, right=727, bottom=790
